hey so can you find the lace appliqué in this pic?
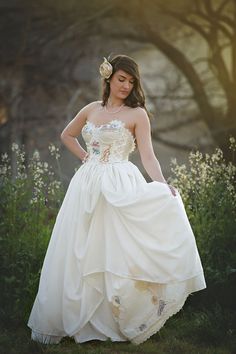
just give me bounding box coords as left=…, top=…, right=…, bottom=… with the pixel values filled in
left=91, top=140, right=100, bottom=155
left=81, top=119, right=136, bottom=164
left=110, top=295, right=125, bottom=323
left=157, top=299, right=167, bottom=316
left=133, top=279, right=168, bottom=332
left=139, top=323, right=147, bottom=332
left=100, top=144, right=112, bottom=163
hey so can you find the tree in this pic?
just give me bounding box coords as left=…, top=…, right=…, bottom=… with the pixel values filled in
left=117, top=0, right=236, bottom=156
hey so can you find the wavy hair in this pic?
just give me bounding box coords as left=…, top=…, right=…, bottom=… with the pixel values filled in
left=100, top=54, right=151, bottom=118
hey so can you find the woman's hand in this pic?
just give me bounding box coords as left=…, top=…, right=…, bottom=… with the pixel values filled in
left=167, top=184, right=177, bottom=197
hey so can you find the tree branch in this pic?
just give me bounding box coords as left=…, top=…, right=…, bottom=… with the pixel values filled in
left=154, top=116, right=199, bottom=133
left=159, top=6, right=210, bottom=41
left=134, top=14, right=216, bottom=131
left=193, top=11, right=233, bottom=39
left=157, top=3, right=233, bottom=104
left=151, top=130, right=212, bottom=152
left=217, top=14, right=235, bottom=29
left=148, top=94, right=195, bottom=100
left=216, top=0, right=231, bottom=14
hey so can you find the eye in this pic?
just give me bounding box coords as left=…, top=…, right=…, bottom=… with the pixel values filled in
left=119, top=79, right=135, bottom=84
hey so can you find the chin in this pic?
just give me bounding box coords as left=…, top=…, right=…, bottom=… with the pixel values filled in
left=120, top=93, right=129, bottom=98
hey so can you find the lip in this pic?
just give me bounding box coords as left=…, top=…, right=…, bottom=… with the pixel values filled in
left=120, top=91, right=129, bottom=94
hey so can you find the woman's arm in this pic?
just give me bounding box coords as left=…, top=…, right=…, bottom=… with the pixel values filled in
left=60, top=102, right=96, bottom=161
left=134, top=108, right=176, bottom=196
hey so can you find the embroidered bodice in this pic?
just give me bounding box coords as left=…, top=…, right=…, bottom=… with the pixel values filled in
left=81, top=119, right=136, bottom=163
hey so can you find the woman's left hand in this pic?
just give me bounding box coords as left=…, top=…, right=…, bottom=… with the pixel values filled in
left=168, top=184, right=177, bottom=196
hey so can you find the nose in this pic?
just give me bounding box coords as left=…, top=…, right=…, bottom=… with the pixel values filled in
left=123, top=81, right=130, bottom=90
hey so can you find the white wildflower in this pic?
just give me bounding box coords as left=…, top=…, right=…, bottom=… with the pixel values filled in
left=0, top=165, right=8, bottom=176
left=33, top=150, right=40, bottom=160
left=49, top=143, right=60, bottom=159
left=229, top=136, right=236, bottom=151
left=1, top=152, right=8, bottom=161
left=12, top=143, right=19, bottom=152
left=49, top=144, right=56, bottom=153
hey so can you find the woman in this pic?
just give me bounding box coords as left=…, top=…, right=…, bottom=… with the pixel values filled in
left=27, top=54, right=206, bottom=345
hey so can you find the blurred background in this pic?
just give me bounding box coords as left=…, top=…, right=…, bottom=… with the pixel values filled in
left=1, top=2, right=236, bottom=353
left=1, top=0, right=235, bottom=183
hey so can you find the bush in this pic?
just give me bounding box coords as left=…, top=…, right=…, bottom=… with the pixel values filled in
left=169, top=137, right=236, bottom=303
left=0, top=143, right=65, bottom=328
left=165, top=303, right=236, bottom=350
left=1, top=138, right=235, bottom=332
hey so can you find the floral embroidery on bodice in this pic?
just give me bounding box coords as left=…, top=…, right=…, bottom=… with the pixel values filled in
left=81, top=119, right=136, bottom=163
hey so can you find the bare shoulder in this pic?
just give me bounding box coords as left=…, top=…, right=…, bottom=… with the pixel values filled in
left=61, top=101, right=102, bottom=137
left=81, top=100, right=102, bottom=113
left=134, top=106, right=148, bottom=115
left=133, top=107, right=150, bottom=127
left=74, top=100, right=102, bottom=123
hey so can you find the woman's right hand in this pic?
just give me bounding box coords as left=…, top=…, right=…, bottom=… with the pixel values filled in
left=82, top=152, right=89, bottom=164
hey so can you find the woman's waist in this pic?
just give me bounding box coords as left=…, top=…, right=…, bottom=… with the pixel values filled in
left=84, top=145, right=130, bottom=164
left=85, top=154, right=129, bottom=164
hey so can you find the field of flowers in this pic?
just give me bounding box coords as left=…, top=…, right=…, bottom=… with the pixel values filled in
left=0, top=138, right=235, bottom=353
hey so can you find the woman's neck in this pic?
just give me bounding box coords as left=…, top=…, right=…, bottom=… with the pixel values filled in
left=107, top=97, right=124, bottom=107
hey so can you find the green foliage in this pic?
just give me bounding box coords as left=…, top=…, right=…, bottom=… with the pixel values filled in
left=0, top=143, right=65, bottom=328
left=1, top=137, right=236, bottom=351
left=167, top=304, right=235, bottom=348
left=169, top=137, right=236, bottom=286
left=1, top=307, right=234, bottom=353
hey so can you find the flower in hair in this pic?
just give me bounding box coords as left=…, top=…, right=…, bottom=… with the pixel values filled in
left=99, top=57, right=113, bottom=79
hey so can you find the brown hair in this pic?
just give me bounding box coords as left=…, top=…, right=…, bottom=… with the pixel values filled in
left=101, top=54, right=151, bottom=118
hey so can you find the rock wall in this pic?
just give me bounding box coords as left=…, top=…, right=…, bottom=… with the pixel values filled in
left=0, top=1, right=214, bottom=185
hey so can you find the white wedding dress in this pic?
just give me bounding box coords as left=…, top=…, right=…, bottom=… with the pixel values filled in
left=27, top=119, right=206, bottom=345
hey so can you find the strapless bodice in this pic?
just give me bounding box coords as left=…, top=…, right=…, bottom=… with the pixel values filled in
left=81, top=119, right=136, bottom=164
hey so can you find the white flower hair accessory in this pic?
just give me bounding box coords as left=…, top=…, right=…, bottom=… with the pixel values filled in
left=99, top=57, right=113, bottom=79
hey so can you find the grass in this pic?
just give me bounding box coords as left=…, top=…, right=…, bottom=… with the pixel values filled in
left=1, top=305, right=235, bottom=354
left=1, top=142, right=235, bottom=354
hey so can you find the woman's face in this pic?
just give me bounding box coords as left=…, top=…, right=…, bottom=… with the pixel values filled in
left=109, top=69, right=135, bottom=100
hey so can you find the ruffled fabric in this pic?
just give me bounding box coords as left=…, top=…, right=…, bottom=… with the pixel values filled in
left=27, top=120, right=206, bottom=345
